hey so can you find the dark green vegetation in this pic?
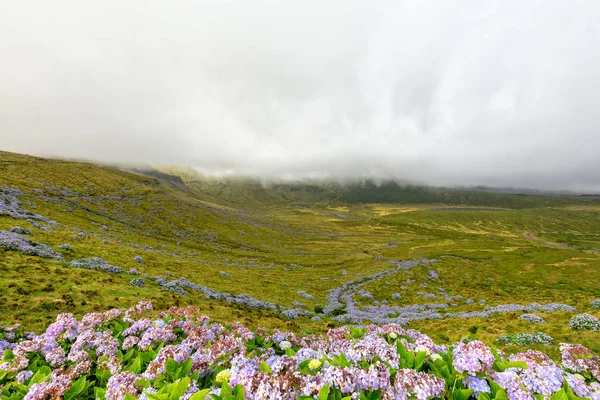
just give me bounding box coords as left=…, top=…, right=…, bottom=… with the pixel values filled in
left=1, top=150, right=599, bottom=357
left=159, top=166, right=590, bottom=209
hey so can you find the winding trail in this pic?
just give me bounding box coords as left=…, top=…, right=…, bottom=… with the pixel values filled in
left=523, top=231, right=599, bottom=256
left=523, top=231, right=571, bottom=249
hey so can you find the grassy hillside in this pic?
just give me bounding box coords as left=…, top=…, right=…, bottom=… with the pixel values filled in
left=1, top=150, right=600, bottom=358
left=158, top=166, right=597, bottom=209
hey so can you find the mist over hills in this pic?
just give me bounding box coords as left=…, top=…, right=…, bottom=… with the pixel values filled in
left=3, top=1, right=600, bottom=192
left=7, top=149, right=596, bottom=209
left=118, top=164, right=599, bottom=210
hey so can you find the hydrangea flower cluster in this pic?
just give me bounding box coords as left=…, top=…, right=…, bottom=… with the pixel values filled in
left=70, top=257, right=123, bottom=273
left=297, top=291, right=316, bottom=301
left=591, top=299, right=600, bottom=310
left=560, top=343, right=600, bottom=381
left=0, top=187, right=56, bottom=227
left=130, top=277, right=146, bottom=287
left=10, top=226, right=32, bottom=235
left=428, top=270, right=439, bottom=280
left=518, top=313, right=546, bottom=324
left=0, top=230, right=64, bottom=260
left=0, top=302, right=600, bottom=400
left=569, top=313, right=600, bottom=331
left=58, top=243, right=73, bottom=251
left=495, top=332, right=554, bottom=346
left=452, top=340, right=495, bottom=375
left=0, top=302, right=599, bottom=400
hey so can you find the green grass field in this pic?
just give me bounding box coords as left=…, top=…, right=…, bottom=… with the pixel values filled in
left=1, top=150, right=599, bottom=358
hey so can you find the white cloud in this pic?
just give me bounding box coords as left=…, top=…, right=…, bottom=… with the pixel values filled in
left=1, top=0, right=599, bottom=190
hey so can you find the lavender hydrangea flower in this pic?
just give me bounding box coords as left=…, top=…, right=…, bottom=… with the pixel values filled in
left=565, top=374, right=591, bottom=398
left=130, top=277, right=145, bottom=287
left=70, top=257, right=122, bottom=273
left=496, top=332, right=553, bottom=346
left=2, top=301, right=599, bottom=400
left=105, top=372, right=141, bottom=400
left=393, top=369, right=446, bottom=399
left=569, top=313, right=600, bottom=331
left=0, top=231, right=64, bottom=260
left=518, top=314, right=546, bottom=324
left=452, top=340, right=495, bottom=375
left=15, top=370, right=33, bottom=384
left=560, top=343, right=600, bottom=380
left=10, top=226, right=32, bottom=235
left=465, top=376, right=491, bottom=395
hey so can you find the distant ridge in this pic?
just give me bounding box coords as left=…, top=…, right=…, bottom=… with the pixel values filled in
left=149, top=166, right=600, bottom=209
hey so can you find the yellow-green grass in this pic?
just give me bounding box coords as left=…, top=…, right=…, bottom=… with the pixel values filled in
left=1, top=150, right=599, bottom=357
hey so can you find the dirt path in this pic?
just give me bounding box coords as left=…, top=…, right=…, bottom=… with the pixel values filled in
left=523, top=231, right=572, bottom=249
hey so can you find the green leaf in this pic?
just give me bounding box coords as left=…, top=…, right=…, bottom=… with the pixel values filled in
left=452, top=389, right=474, bottom=400
left=259, top=361, right=272, bottom=373
left=233, top=384, right=245, bottom=400
left=504, top=361, right=528, bottom=370
left=122, top=348, right=136, bottom=362
left=9, top=392, right=24, bottom=400
left=124, top=395, right=137, bottom=400
left=221, top=382, right=232, bottom=396
left=285, top=348, right=296, bottom=356
left=144, top=392, right=167, bottom=400
left=166, top=358, right=179, bottom=378
left=128, top=355, right=143, bottom=374
left=318, top=384, right=330, bottom=400
left=169, top=377, right=190, bottom=400
left=350, top=327, right=368, bottom=339
left=561, top=378, right=584, bottom=400
left=65, top=376, right=86, bottom=400
left=135, top=378, right=151, bottom=389
left=551, top=390, right=568, bottom=400
left=29, top=371, right=47, bottom=385
left=189, top=389, right=211, bottom=400
left=94, top=387, right=106, bottom=400
left=179, top=359, right=193, bottom=378
left=494, top=389, right=509, bottom=400
left=396, top=341, right=408, bottom=359
left=330, top=353, right=351, bottom=368
left=415, top=351, right=427, bottom=371
left=3, top=350, right=14, bottom=362
left=493, top=361, right=507, bottom=372
left=440, top=365, right=451, bottom=379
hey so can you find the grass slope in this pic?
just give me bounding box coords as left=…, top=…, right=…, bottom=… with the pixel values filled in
left=1, top=150, right=599, bottom=358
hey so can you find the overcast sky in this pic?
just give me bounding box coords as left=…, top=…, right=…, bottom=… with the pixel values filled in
left=1, top=1, right=599, bottom=190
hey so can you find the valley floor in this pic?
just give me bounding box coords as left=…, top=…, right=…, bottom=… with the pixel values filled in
left=1, top=151, right=600, bottom=357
